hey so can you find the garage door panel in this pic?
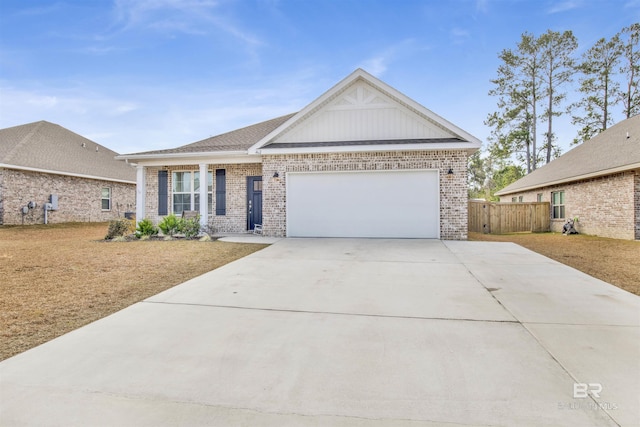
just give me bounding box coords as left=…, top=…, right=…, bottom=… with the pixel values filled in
left=287, top=170, right=439, bottom=238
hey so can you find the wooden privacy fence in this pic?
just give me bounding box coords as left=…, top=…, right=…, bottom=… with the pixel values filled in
left=468, top=201, right=550, bottom=234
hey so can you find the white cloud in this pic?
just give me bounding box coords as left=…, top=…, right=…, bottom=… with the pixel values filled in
left=357, top=39, right=422, bottom=77
left=547, top=0, right=582, bottom=14
left=109, top=0, right=262, bottom=47
left=451, top=28, right=471, bottom=45
left=359, top=57, right=388, bottom=77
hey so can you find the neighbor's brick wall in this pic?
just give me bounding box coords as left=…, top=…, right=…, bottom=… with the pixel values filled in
left=144, top=163, right=262, bottom=233
left=0, top=169, right=4, bottom=224
left=262, top=150, right=469, bottom=240
left=501, top=171, right=637, bottom=240
left=635, top=171, right=640, bottom=240
left=0, top=168, right=135, bottom=225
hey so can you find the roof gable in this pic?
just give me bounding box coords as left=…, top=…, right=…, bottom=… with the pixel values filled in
left=0, top=121, right=136, bottom=183
left=496, top=115, right=640, bottom=195
left=250, top=69, right=481, bottom=153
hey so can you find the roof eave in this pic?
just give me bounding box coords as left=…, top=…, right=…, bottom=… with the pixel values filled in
left=116, top=151, right=263, bottom=167
left=258, top=142, right=481, bottom=155
left=0, top=163, right=136, bottom=184
left=495, top=162, right=640, bottom=196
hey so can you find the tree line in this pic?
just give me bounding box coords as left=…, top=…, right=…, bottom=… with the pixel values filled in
left=469, top=23, right=639, bottom=200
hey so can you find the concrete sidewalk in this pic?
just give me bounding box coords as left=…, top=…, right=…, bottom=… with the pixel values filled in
left=1, top=239, right=638, bottom=426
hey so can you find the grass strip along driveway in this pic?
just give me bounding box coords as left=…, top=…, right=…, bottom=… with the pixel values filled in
left=0, top=223, right=266, bottom=361
left=469, top=232, right=640, bottom=296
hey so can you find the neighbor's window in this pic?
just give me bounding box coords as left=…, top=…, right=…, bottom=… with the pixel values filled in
left=537, top=193, right=543, bottom=202
left=551, top=191, right=565, bottom=219
left=518, top=196, right=523, bottom=202
left=172, top=171, right=213, bottom=215
left=101, top=188, right=111, bottom=210
left=512, top=197, right=517, bottom=203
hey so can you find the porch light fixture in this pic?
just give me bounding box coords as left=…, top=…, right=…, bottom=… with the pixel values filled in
left=447, top=168, right=454, bottom=175
left=273, top=171, right=279, bottom=178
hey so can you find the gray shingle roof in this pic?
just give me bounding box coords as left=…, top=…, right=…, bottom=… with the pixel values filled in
left=125, top=113, right=296, bottom=156
left=0, top=121, right=136, bottom=183
left=496, top=115, right=640, bottom=196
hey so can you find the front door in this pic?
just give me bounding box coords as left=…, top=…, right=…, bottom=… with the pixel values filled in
left=247, top=176, right=263, bottom=231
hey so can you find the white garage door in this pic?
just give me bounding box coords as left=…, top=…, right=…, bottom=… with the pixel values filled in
left=287, top=170, right=440, bottom=238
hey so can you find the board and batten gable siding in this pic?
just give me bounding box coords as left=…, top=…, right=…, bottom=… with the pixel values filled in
left=271, top=80, right=457, bottom=144
left=261, top=150, right=469, bottom=239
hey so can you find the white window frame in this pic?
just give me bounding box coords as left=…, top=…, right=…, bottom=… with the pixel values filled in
left=551, top=191, right=565, bottom=219
left=101, top=187, right=111, bottom=211
left=172, top=171, right=213, bottom=215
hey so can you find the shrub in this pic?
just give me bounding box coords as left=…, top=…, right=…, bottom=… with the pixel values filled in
left=105, top=219, right=134, bottom=240
left=135, top=218, right=159, bottom=238
left=158, top=214, right=181, bottom=237
left=181, top=217, right=201, bottom=239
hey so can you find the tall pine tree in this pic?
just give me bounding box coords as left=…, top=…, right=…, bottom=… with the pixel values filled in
left=571, top=35, right=623, bottom=143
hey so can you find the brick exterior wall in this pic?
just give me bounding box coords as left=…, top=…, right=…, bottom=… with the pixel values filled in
left=635, top=172, right=640, bottom=240
left=261, top=150, right=469, bottom=240
left=0, top=168, right=135, bottom=225
left=500, top=171, right=638, bottom=240
left=144, top=163, right=262, bottom=233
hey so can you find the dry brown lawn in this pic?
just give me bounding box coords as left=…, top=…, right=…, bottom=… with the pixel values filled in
left=469, top=232, right=640, bottom=296
left=0, top=222, right=267, bottom=361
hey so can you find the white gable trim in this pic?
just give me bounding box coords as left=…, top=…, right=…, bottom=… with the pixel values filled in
left=248, top=69, right=481, bottom=154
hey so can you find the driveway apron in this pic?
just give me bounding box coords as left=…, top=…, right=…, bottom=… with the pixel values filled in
left=1, top=239, right=638, bottom=426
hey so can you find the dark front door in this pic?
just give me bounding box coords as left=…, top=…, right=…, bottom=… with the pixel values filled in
left=247, top=176, right=263, bottom=231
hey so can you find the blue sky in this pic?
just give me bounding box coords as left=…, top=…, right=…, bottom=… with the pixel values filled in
left=1, top=0, right=638, bottom=155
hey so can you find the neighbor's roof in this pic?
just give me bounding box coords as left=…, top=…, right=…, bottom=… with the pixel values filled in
left=496, top=115, right=640, bottom=196
left=121, top=113, right=296, bottom=158
left=0, top=121, right=136, bottom=183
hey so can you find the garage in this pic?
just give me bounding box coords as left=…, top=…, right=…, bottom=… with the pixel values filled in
left=286, top=170, right=440, bottom=238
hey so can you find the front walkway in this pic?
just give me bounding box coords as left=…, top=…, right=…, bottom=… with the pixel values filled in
left=1, top=239, right=638, bottom=426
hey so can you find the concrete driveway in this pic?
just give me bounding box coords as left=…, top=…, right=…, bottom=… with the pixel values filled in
left=1, top=239, right=638, bottom=426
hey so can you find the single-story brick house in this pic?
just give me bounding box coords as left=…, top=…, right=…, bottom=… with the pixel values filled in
left=0, top=121, right=136, bottom=225
left=118, top=69, right=481, bottom=239
left=496, top=115, right=640, bottom=240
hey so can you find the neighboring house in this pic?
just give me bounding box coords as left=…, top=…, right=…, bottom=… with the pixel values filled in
left=0, top=121, right=136, bottom=225
left=118, top=69, right=482, bottom=239
left=495, top=115, right=640, bottom=240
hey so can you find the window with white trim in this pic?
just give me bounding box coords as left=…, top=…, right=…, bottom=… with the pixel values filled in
left=172, top=171, right=213, bottom=215
left=101, top=188, right=111, bottom=210
left=551, top=191, right=565, bottom=219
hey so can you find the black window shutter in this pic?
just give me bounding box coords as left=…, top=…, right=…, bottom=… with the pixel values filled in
left=216, top=169, right=226, bottom=215
left=158, top=170, right=168, bottom=216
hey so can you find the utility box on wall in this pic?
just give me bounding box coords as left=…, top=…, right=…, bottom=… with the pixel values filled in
left=49, top=194, right=58, bottom=210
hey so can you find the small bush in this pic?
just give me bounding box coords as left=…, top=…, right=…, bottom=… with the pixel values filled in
left=135, top=218, right=159, bottom=238
left=105, top=219, right=134, bottom=240
left=158, top=214, right=181, bottom=237
left=181, top=217, right=201, bottom=239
